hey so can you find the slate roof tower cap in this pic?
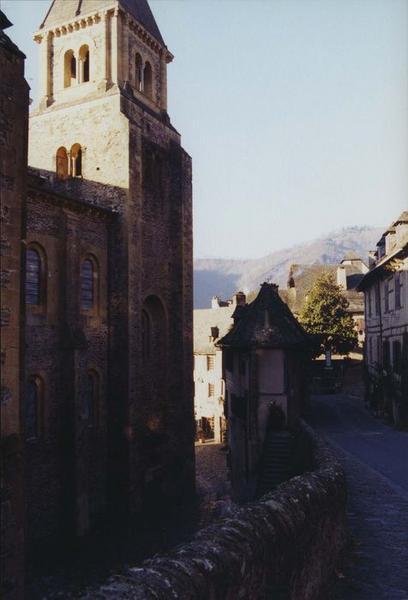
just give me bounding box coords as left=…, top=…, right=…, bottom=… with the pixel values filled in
left=0, top=10, right=12, bottom=30
left=0, top=9, right=26, bottom=57
left=217, top=282, right=309, bottom=350
left=40, top=0, right=165, bottom=46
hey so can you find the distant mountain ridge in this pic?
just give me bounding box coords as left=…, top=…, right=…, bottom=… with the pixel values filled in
left=194, top=226, right=383, bottom=308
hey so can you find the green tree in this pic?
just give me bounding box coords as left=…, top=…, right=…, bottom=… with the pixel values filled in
left=299, top=273, right=358, bottom=357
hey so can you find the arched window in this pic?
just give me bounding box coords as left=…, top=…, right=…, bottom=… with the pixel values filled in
left=141, top=310, right=151, bottom=357
left=64, top=50, right=76, bottom=88
left=85, top=370, right=99, bottom=425
left=135, top=53, right=143, bottom=92
left=25, top=376, right=43, bottom=439
left=143, top=61, right=153, bottom=98
left=142, top=296, right=166, bottom=364
left=70, top=143, right=82, bottom=177
left=79, top=45, right=90, bottom=83
left=26, top=246, right=45, bottom=306
left=56, top=146, right=69, bottom=179
left=80, top=257, right=97, bottom=311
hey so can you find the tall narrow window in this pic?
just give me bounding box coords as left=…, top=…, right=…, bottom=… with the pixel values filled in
left=79, top=45, right=90, bottom=83
left=208, top=383, right=215, bottom=397
left=56, top=146, right=69, bottom=179
left=144, top=61, right=153, bottom=98
left=384, top=278, right=392, bottom=313
left=393, top=341, right=402, bottom=375
left=71, top=143, right=82, bottom=177
left=375, top=284, right=381, bottom=316
left=80, top=258, right=94, bottom=311
left=64, top=50, right=76, bottom=88
left=383, top=340, right=390, bottom=370
left=395, top=272, right=403, bottom=310
left=25, top=377, right=42, bottom=439
left=26, top=247, right=43, bottom=305
left=135, top=53, right=143, bottom=92
left=85, top=370, right=98, bottom=425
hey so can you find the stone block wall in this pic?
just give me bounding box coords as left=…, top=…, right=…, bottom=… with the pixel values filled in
left=24, top=185, right=111, bottom=554
left=0, top=21, right=29, bottom=599
left=82, top=422, right=347, bottom=600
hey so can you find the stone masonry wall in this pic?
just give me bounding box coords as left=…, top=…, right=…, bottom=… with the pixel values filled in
left=81, top=422, right=347, bottom=600
left=0, top=25, right=29, bottom=600
left=25, top=187, right=111, bottom=553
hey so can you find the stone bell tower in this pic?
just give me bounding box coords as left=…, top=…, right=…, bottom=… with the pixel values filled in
left=29, top=0, right=195, bottom=524
left=29, top=0, right=173, bottom=186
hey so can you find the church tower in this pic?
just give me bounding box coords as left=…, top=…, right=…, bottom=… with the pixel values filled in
left=30, top=0, right=173, bottom=188
left=29, top=0, right=194, bottom=528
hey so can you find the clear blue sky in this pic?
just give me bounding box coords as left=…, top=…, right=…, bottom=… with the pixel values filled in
left=2, top=0, right=408, bottom=258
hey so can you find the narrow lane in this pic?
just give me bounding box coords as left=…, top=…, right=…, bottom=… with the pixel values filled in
left=306, top=393, right=408, bottom=599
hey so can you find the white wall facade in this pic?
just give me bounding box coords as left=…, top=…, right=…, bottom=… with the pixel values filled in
left=364, top=261, right=408, bottom=377
left=194, top=349, right=224, bottom=441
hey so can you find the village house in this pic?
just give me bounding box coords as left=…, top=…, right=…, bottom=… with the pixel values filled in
left=193, top=293, right=244, bottom=442
left=283, top=252, right=368, bottom=346
left=217, top=283, right=309, bottom=501
left=0, top=1, right=193, bottom=596
left=357, top=212, right=408, bottom=427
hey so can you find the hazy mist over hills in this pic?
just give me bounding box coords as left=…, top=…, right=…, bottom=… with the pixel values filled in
left=194, top=226, right=383, bottom=308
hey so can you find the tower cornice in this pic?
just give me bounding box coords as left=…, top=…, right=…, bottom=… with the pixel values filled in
left=34, top=1, right=172, bottom=61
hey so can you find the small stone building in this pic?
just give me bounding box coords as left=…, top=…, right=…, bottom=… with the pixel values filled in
left=283, top=253, right=368, bottom=346
left=1, top=1, right=194, bottom=595
left=217, top=283, right=309, bottom=501
left=193, top=294, right=244, bottom=442
left=357, top=212, right=408, bottom=426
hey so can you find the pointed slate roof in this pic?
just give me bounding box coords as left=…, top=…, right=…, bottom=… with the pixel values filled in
left=41, top=0, right=165, bottom=45
left=217, top=283, right=309, bottom=350
left=0, top=10, right=26, bottom=57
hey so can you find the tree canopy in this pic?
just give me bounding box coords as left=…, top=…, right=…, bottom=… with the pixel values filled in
left=299, top=273, right=358, bottom=357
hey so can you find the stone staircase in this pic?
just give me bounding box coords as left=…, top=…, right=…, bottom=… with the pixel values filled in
left=257, top=431, right=294, bottom=498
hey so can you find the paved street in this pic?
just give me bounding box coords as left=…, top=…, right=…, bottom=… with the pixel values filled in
left=195, top=441, right=234, bottom=526
left=307, top=391, right=408, bottom=599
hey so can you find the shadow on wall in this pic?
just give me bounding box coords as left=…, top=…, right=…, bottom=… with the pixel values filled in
left=28, top=166, right=126, bottom=214
left=80, top=422, right=347, bottom=600
left=194, top=270, right=241, bottom=308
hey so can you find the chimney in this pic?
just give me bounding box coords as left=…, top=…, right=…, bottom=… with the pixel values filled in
left=230, top=291, right=246, bottom=307
left=211, top=296, right=221, bottom=309
left=337, top=265, right=347, bottom=290
left=395, top=221, right=408, bottom=247
left=368, top=251, right=377, bottom=269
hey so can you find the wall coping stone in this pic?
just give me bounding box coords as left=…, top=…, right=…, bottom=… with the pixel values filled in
left=80, top=421, right=347, bottom=599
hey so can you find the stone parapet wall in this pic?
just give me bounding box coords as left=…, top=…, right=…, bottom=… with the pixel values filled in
left=82, top=422, right=347, bottom=600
